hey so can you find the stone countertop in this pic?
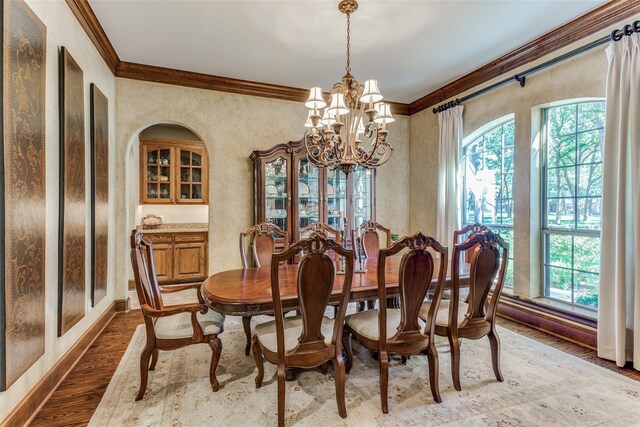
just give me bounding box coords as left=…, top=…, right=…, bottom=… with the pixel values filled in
left=137, top=223, right=208, bottom=234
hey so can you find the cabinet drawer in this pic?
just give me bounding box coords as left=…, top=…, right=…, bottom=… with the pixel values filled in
left=174, top=232, right=207, bottom=243
left=143, top=233, right=174, bottom=244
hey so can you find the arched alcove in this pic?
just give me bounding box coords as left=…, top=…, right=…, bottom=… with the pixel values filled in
left=124, top=122, right=210, bottom=295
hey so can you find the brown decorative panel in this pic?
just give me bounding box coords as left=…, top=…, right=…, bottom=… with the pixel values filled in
left=90, top=84, right=108, bottom=306
left=58, top=47, right=86, bottom=336
left=0, top=0, right=47, bottom=391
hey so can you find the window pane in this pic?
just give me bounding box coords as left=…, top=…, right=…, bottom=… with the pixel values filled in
left=503, top=121, right=515, bottom=146
left=547, top=234, right=572, bottom=269
left=576, top=197, right=601, bottom=230
left=547, top=166, right=574, bottom=198
left=574, top=236, right=600, bottom=274
left=548, top=104, right=577, bottom=136
left=548, top=135, right=576, bottom=166
left=574, top=272, right=599, bottom=309
left=503, top=147, right=514, bottom=172
left=484, top=127, right=502, bottom=151
left=577, top=130, right=603, bottom=163
left=547, top=266, right=572, bottom=302
left=577, top=163, right=602, bottom=197
left=547, top=198, right=575, bottom=228
left=578, top=102, right=606, bottom=133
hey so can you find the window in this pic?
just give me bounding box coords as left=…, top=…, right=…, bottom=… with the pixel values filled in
left=462, top=117, right=514, bottom=286
left=542, top=101, right=604, bottom=309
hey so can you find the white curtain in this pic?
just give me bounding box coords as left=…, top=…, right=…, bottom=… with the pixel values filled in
left=598, top=33, right=640, bottom=370
left=436, top=105, right=463, bottom=249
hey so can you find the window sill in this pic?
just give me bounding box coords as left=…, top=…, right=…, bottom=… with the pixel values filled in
left=496, top=292, right=597, bottom=349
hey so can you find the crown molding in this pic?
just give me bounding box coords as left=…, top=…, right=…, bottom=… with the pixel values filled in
left=65, top=0, right=119, bottom=73
left=408, top=0, right=640, bottom=115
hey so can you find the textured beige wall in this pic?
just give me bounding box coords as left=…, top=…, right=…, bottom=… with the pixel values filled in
left=409, top=41, right=609, bottom=297
left=1, top=0, right=116, bottom=422
left=115, top=78, right=410, bottom=297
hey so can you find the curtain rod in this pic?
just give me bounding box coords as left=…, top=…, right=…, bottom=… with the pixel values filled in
left=432, top=20, right=640, bottom=114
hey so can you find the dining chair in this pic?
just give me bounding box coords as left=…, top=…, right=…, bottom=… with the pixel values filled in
left=239, top=222, right=289, bottom=355
left=239, top=222, right=288, bottom=269
left=453, top=223, right=490, bottom=263
left=353, top=220, right=394, bottom=310
left=419, top=230, right=509, bottom=391
left=353, top=220, right=392, bottom=260
left=343, top=232, right=448, bottom=412
left=251, top=233, right=354, bottom=427
left=130, top=231, right=225, bottom=400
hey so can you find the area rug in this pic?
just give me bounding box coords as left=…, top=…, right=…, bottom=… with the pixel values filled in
left=90, top=313, right=640, bottom=427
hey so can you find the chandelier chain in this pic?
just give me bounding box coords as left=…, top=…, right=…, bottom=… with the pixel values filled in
left=346, top=13, right=351, bottom=74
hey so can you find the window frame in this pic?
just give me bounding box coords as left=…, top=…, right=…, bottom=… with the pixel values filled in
left=540, top=100, right=604, bottom=311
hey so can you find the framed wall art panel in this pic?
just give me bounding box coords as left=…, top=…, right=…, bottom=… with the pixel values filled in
left=58, top=47, right=86, bottom=336
left=0, top=0, right=47, bottom=391
left=90, top=83, right=108, bottom=306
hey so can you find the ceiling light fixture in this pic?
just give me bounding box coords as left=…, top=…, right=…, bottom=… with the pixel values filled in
left=303, top=0, right=394, bottom=175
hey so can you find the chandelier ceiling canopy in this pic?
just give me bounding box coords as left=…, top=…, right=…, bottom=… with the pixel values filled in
left=303, top=0, right=394, bottom=175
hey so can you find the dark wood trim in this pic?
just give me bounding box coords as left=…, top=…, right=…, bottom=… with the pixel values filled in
left=1, top=302, right=116, bottom=427
left=115, top=297, right=130, bottom=313
left=497, top=293, right=597, bottom=350
left=64, top=0, right=118, bottom=73
left=116, top=61, right=410, bottom=115
left=408, top=0, right=640, bottom=114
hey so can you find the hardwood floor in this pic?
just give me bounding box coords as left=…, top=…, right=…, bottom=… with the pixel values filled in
left=29, top=310, right=640, bottom=426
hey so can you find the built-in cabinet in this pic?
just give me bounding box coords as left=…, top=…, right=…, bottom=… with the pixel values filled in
left=250, top=139, right=376, bottom=246
left=142, top=231, right=208, bottom=284
left=140, top=138, right=208, bottom=204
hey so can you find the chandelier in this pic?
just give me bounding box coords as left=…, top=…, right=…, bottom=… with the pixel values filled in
left=303, top=0, right=394, bottom=175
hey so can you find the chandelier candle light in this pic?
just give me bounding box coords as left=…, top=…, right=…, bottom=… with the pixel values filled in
left=303, top=0, right=394, bottom=175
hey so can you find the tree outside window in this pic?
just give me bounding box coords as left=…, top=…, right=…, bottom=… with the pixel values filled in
left=542, top=101, right=604, bottom=309
left=462, top=118, right=514, bottom=286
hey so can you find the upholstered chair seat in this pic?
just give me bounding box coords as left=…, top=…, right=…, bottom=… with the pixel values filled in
left=419, top=300, right=468, bottom=327
left=345, top=309, right=425, bottom=341
left=254, top=316, right=334, bottom=352
left=154, top=310, right=225, bottom=340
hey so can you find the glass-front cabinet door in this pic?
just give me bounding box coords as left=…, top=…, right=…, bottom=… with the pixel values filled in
left=263, top=156, right=289, bottom=233
left=142, top=144, right=174, bottom=203
left=295, top=157, right=321, bottom=238
left=351, top=166, right=374, bottom=233
left=326, top=168, right=348, bottom=235
left=178, top=146, right=208, bottom=204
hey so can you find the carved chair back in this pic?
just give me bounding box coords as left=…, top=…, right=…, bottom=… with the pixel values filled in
left=299, top=222, right=341, bottom=242
left=271, top=233, right=354, bottom=362
left=239, top=222, right=288, bottom=268
left=354, top=220, right=392, bottom=259
left=130, top=231, right=164, bottom=311
left=450, top=231, right=509, bottom=329
left=454, top=223, right=490, bottom=263
left=377, top=232, right=448, bottom=348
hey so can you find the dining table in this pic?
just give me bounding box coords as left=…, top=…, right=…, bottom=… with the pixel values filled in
left=200, top=256, right=470, bottom=317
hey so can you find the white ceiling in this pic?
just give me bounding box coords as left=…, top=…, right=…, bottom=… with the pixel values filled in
left=89, top=0, right=605, bottom=103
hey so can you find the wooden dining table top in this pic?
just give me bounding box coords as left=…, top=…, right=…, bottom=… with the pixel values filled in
left=201, top=257, right=469, bottom=316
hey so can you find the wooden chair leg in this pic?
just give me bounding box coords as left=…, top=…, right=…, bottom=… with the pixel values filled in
left=342, top=330, right=353, bottom=374
left=209, top=337, right=222, bottom=392
left=379, top=351, right=389, bottom=414
left=427, top=343, right=442, bottom=403
left=321, top=362, right=329, bottom=375
left=242, top=316, right=252, bottom=356
left=333, top=357, right=347, bottom=418
left=149, top=348, right=159, bottom=371
left=277, top=364, right=286, bottom=427
left=400, top=356, right=408, bottom=365
left=252, top=334, right=264, bottom=388
left=488, top=329, right=504, bottom=382
left=448, top=334, right=461, bottom=391
left=136, top=346, right=153, bottom=401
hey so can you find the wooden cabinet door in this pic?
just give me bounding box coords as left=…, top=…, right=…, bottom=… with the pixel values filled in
left=176, top=146, right=208, bottom=204
left=141, top=144, right=175, bottom=204
left=152, top=243, right=174, bottom=283
left=173, top=242, right=207, bottom=281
